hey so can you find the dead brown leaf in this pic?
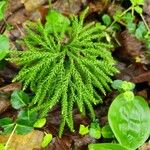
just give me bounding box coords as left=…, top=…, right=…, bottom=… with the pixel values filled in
left=0, top=130, right=44, bottom=150
left=0, top=97, right=10, bottom=114
left=116, top=63, right=147, bottom=82
left=0, top=82, right=22, bottom=94
left=22, top=0, right=47, bottom=12
left=132, top=71, right=150, bottom=83
left=46, top=136, right=72, bottom=150
left=89, top=0, right=110, bottom=14
left=52, top=0, right=87, bottom=15
left=116, top=30, right=143, bottom=63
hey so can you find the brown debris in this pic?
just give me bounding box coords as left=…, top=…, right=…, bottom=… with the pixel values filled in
left=0, top=97, right=11, bottom=114
left=21, top=0, right=47, bottom=12
left=144, top=0, right=150, bottom=16
left=139, top=141, right=150, bottom=150
left=52, top=0, right=87, bottom=15
left=132, top=71, right=150, bottom=83
left=73, top=135, right=95, bottom=149
left=0, top=82, right=22, bottom=94
left=46, top=136, right=72, bottom=150
left=116, top=30, right=143, bottom=62
left=88, top=0, right=109, bottom=14
left=0, top=64, right=17, bottom=84
left=107, top=3, right=124, bottom=17
left=137, top=89, right=148, bottom=99
left=0, top=130, right=44, bottom=150
left=116, top=63, right=147, bottom=82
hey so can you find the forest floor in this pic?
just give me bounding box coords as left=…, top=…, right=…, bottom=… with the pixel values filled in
left=0, top=0, right=150, bottom=150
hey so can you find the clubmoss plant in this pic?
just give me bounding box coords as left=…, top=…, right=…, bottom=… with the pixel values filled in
left=8, top=8, right=118, bottom=136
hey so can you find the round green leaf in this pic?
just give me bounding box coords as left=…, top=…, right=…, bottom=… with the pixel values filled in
left=16, top=110, right=38, bottom=127
left=0, top=35, right=9, bottom=60
left=89, top=123, right=101, bottom=139
left=121, top=82, right=135, bottom=92
left=122, top=12, right=135, bottom=24
left=102, top=14, right=112, bottom=26
left=0, top=143, right=5, bottom=150
left=45, top=10, right=70, bottom=33
left=112, top=80, right=135, bottom=92
left=130, top=0, right=144, bottom=6
left=0, top=117, right=15, bottom=134
left=112, top=80, right=123, bottom=90
left=11, top=90, right=30, bottom=109
left=34, top=118, right=46, bottom=128
left=127, top=22, right=136, bottom=34
left=88, top=143, right=130, bottom=150
left=41, top=133, right=53, bottom=148
left=15, top=124, right=33, bottom=135
left=135, top=22, right=147, bottom=40
left=134, top=6, right=143, bottom=14
left=3, top=124, right=15, bottom=134
left=0, top=35, right=9, bottom=50
left=101, top=125, right=114, bottom=138
left=0, top=117, right=13, bottom=126
left=108, top=94, right=150, bottom=149
left=145, top=38, right=150, bottom=49
left=0, top=1, right=7, bottom=21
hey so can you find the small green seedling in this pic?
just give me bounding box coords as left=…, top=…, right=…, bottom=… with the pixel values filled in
left=0, top=90, right=39, bottom=135
left=41, top=133, right=53, bottom=148
left=79, top=122, right=114, bottom=140
left=0, top=35, right=9, bottom=61
left=89, top=122, right=101, bottom=139
left=112, top=80, right=135, bottom=92
left=0, top=143, right=5, bottom=150
left=34, top=118, right=46, bottom=128
left=0, top=0, right=7, bottom=21
left=79, top=124, right=89, bottom=136
left=101, top=125, right=114, bottom=139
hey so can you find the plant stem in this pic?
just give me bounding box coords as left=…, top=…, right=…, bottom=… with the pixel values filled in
left=4, top=124, right=17, bottom=150
left=140, top=14, right=150, bottom=31
left=108, top=6, right=132, bottom=29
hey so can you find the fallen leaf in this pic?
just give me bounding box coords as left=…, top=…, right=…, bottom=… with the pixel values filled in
left=116, top=30, right=143, bottom=62
left=52, top=0, right=87, bottom=15
left=0, top=97, right=10, bottom=114
left=22, top=0, right=47, bottom=12
left=0, top=82, right=22, bottom=94
left=0, top=130, right=44, bottom=150
left=137, top=89, right=148, bottom=99
left=73, top=135, right=96, bottom=149
left=132, top=71, right=150, bottom=83
left=89, top=0, right=109, bottom=14
left=116, top=63, right=147, bottom=82
left=48, top=136, right=72, bottom=150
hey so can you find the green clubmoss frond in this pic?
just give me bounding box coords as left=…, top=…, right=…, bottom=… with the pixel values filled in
left=8, top=8, right=118, bottom=136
